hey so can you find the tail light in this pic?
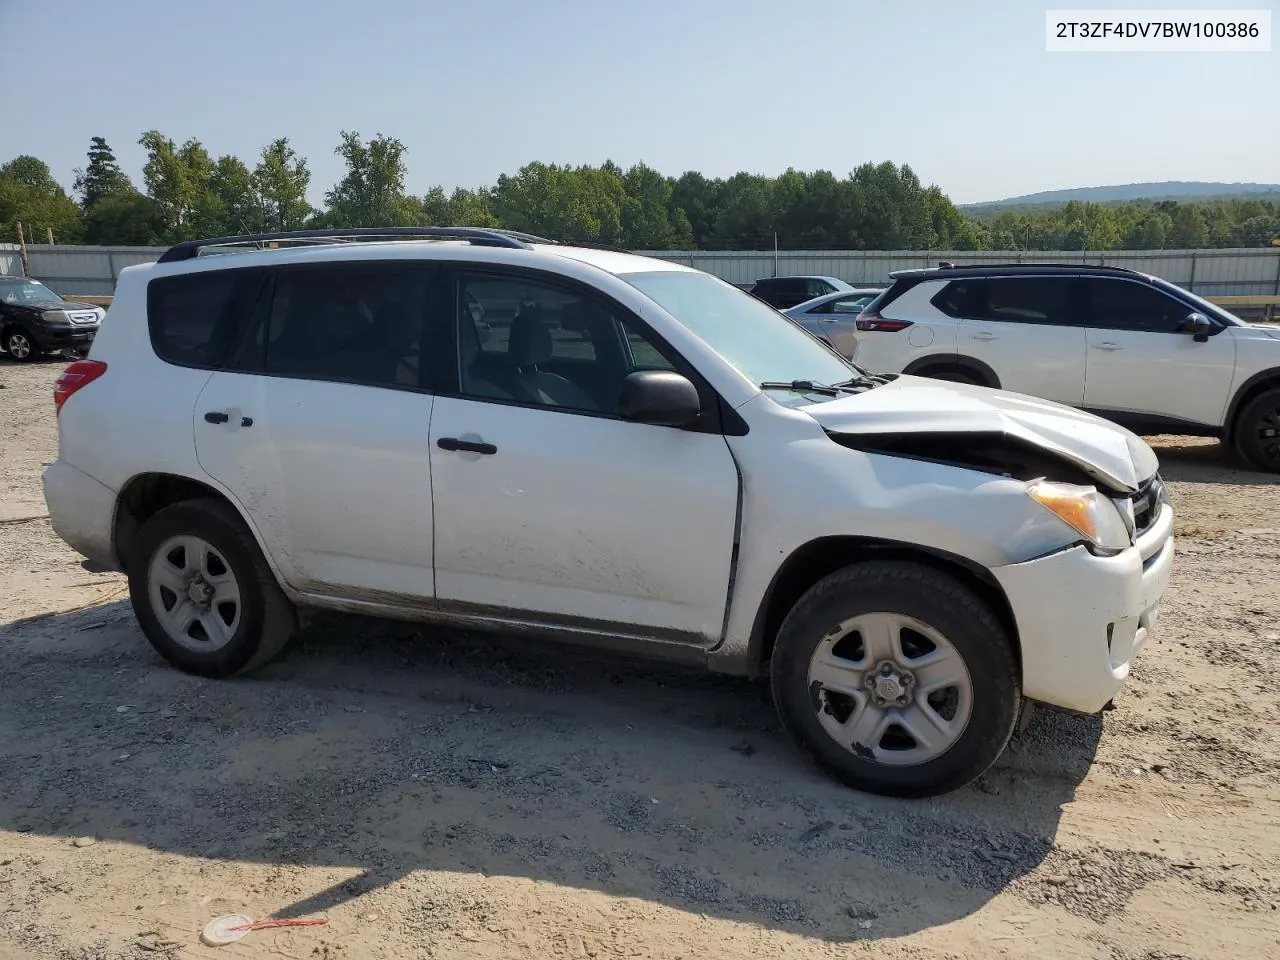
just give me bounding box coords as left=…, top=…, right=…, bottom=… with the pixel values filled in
left=856, top=311, right=914, bottom=333
left=54, top=360, right=108, bottom=414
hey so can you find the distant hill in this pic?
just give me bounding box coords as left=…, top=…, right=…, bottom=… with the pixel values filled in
left=964, top=181, right=1280, bottom=213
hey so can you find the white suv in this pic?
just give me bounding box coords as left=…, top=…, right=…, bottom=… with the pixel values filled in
left=851, top=264, right=1280, bottom=471
left=42, top=228, right=1174, bottom=798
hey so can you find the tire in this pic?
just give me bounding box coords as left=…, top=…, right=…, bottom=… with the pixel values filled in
left=770, top=561, right=1020, bottom=798
left=926, top=368, right=982, bottom=386
left=127, top=498, right=297, bottom=678
left=2, top=326, right=41, bottom=362
left=1233, top=387, right=1280, bottom=473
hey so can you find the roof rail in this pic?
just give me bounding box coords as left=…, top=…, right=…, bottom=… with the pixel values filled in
left=155, top=227, right=549, bottom=264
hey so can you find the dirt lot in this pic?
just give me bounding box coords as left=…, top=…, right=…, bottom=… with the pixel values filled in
left=1, top=359, right=1277, bottom=960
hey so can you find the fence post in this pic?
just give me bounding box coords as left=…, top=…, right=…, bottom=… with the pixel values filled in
left=1188, top=251, right=1197, bottom=293
left=16, top=222, right=30, bottom=276
left=1273, top=249, right=1280, bottom=295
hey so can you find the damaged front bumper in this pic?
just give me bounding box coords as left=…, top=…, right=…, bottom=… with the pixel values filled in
left=992, top=498, right=1174, bottom=714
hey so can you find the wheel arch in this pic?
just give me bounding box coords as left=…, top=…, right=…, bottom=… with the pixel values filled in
left=902, top=354, right=1000, bottom=388
left=745, top=536, right=1019, bottom=677
left=1224, top=367, right=1280, bottom=442
left=112, top=472, right=285, bottom=586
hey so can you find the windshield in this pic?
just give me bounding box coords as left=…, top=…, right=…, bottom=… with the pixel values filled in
left=623, top=271, right=858, bottom=387
left=0, top=279, right=59, bottom=304
left=1151, top=277, right=1246, bottom=326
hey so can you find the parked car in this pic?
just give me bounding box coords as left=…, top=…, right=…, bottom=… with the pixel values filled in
left=850, top=263, right=1280, bottom=471
left=43, top=227, right=1173, bottom=798
left=784, top=288, right=884, bottom=358
left=750, top=275, right=854, bottom=310
left=0, top=276, right=103, bottom=361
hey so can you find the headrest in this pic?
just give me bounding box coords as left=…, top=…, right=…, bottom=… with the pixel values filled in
left=509, top=307, right=553, bottom=367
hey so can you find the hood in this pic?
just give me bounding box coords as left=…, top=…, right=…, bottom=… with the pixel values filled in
left=801, top=375, right=1157, bottom=493
left=1240, top=324, right=1280, bottom=340
left=3, top=299, right=68, bottom=312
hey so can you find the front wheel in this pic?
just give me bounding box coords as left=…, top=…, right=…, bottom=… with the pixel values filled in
left=128, top=499, right=297, bottom=678
left=770, top=561, right=1020, bottom=798
left=2, top=327, right=40, bottom=362
left=1234, top=387, right=1280, bottom=473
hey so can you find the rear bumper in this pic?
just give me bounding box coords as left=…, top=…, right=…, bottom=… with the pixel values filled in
left=42, top=460, right=119, bottom=571
left=993, top=502, right=1174, bottom=714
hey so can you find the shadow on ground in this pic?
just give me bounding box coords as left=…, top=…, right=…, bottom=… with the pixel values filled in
left=0, top=602, right=1103, bottom=941
left=1148, top=436, right=1279, bottom=487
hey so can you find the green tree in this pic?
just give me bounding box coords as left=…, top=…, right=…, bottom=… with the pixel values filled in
left=325, top=131, right=417, bottom=227
left=0, top=155, right=84, bottom=243
left=73, top=137, right=134, bottom=211
left=84, top=191, right=161, bottom=245
left=252, top=138, right=312, bottom=232
left=621, top=162, right=692, bottom=249
left=138, top=131, right=216, bottom=240
left=1169, top=206, right=1209, bottom=248
left=1123, top=211, right=1173, bottom=249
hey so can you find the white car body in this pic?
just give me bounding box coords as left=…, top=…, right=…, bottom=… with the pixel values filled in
left=43, top=234, right=1174, bottom=795
left=851, top=266, right=1280, bottom=456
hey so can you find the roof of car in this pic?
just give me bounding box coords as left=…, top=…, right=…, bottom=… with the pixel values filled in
left=888, top=263, right=1146, bottom=281
left=754, top=275, right=848, bottom=285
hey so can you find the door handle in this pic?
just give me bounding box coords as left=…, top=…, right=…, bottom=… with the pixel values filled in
left=437, top=437, right=497, bottom=455
left=969, top=332, right=997, bottom=341
left=1094, top=342, right=1123, bottom=351
left=203, top=411, right=230, bottom=424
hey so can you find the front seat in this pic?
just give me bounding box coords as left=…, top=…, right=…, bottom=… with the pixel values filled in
left=507, top=308, right=597, bottom=410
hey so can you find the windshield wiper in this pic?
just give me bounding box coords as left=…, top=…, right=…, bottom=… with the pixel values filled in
left=760, top=374, right=890, bottom=396
left=759, top=380, right=845, bottom=396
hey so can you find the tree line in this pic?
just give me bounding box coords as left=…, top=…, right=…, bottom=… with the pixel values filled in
left=1, top=132, right=1278, bottom=251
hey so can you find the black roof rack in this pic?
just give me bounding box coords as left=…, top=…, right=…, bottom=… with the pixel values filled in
left=888, top=262, right=1143, bottom=280
left=155, top=227, right=553, bottom=264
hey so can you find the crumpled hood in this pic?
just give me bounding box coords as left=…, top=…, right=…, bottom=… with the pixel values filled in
left=801, top=375, right=1158, bottom=493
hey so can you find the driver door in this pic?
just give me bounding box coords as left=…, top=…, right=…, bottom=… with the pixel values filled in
left=1082, top=277, right=1235, bottom=430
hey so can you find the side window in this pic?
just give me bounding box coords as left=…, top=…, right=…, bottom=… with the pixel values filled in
left=970, top=278, right=1077, bottom=326
left=1086, top=279, right=1191, bottom=333
left=832, top=296, right=874, bottom=314
left=931, top=280, right=981, bottom=318
left=147, top=267, right=266, bottom=369
left=264, top=265, right=429, bottom=389
left=454, top=272, right=676, bottom=413
left=621, top=319, right=677, bottom=372
left=807, top=279, right=831, bottom=298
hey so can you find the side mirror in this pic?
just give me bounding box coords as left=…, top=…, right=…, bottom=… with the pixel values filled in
left=1182, top=312, right=1213, bottom=342
left=616, top=370, right=701, bottom=427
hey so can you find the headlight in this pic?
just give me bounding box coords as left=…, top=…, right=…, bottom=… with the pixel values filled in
left=1026, top=480, right=1132, bottom=555
left=41, top=309, right=69, bottom=322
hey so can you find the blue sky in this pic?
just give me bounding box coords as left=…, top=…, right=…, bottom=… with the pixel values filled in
left=4, top=0, right=1276, bottom=204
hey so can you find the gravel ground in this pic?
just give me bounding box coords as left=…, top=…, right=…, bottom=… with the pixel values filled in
left=1, top=358, right=1278, bottom=960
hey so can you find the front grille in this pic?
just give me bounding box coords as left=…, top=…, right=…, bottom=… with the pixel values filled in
left=1131, top=474, right=1164, bottom=537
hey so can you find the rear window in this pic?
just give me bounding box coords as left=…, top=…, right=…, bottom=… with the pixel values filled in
left=861, top=278, right=918, bottom=316
left=147, top=268, right=267, bottom=369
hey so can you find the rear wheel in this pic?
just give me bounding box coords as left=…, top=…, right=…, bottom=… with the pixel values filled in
left=128, top=499, right=297, bottom=677
left=926, top=368, right=982, bottom=386
left=1234, top=387, right=1280, bottom=473
left=2, top=326, right=40, bottom=362
left=770, top=561, right=1020, bottom=797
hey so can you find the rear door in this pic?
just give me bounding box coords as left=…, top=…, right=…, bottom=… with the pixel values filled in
left=955, top=277, right=1088, bottom=405
left=1082, top=277, right=1235, bottom=429
left=193, top=261, right=438, bottom=600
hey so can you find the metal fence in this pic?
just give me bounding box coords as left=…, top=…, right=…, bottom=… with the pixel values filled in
left=636, top=248, right=1280, bottom=297
left=3, top=243, right=1279, bottom=298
